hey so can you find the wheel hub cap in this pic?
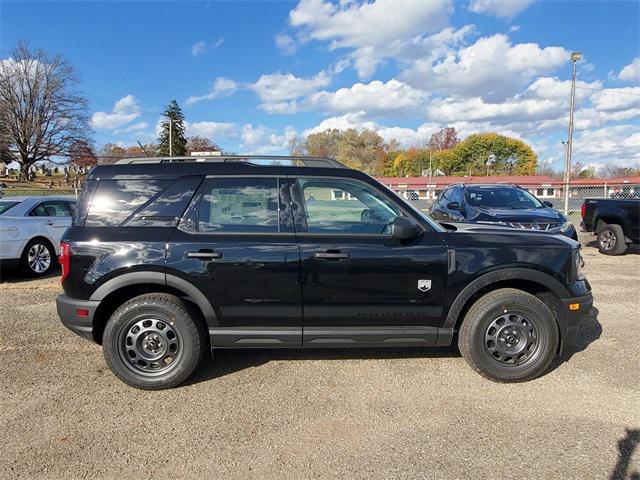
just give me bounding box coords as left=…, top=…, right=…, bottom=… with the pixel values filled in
left=119, top=318, right=180, bottom=374
left=600, top=230, right=615, bottom=250
left=485, top=313, right=538, bottom=365
left=28, top=244, right=51, bottom=273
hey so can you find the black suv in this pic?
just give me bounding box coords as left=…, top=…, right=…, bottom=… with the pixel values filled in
left=429, top=184, right=577, bottom=239
left=56, top=156, right=592, bottom=389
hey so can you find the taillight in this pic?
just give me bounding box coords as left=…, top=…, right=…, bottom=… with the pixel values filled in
left=59, top=241, right=70, bottom=283
left=580, top=202, right=586, bottom=219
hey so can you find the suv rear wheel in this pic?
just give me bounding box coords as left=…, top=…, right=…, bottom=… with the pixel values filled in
left=458, top=288, right=559, bottom=382
left=103, top=293, right=206, bottom=390
left=597, top=222, right=627, bottom=255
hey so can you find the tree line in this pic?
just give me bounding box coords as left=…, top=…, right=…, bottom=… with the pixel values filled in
left=290, top=127, right=538, bottom=177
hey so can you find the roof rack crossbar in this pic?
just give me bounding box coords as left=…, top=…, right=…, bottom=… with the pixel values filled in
left=116, top=155, right=346, bottom=168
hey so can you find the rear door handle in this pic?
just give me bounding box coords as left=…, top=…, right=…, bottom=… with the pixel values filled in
left=313, top=251, right=350, bottom=260
left=186, top=250, right=223, bottom=259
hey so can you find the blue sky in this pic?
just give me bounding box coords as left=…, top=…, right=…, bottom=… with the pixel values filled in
left=1, top=0, right=639, bottom=170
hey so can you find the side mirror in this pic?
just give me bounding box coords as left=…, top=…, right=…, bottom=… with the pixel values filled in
left=447, top=202, right=461, bottom=211
left=543, top=201, right=553, bottom=208
left=391, top=217, right=419, bottom=240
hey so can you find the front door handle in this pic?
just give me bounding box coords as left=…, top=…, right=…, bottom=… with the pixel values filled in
left=313, top=251, right=350, bottom=260
left=186, top=250, right=223, bottom=260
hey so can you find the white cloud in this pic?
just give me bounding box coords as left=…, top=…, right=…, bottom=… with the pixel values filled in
left=186, top=77, right=238, bottom=105
left=114, top=122, right=149, bottom=135
left=400, top=34, right=568, bottom=99
left=590, top=87, right=640, bottom=112
left=469, top=0, right=536, bottom=19
left=251, top=70, right=331, bottom=103
left=191, top=40, right=207, bottom=57
left=288, top=0, right=452, bottom=77
left=617, top=57, right=640, bottom=84
left=275, top=33, right=297, bottom=55
left=214, top=37, right=224, bottom=48
left=573, top=125, right=640, bottom=165
left=185, top=121, right=238, bottom=139
left=290, top=0, right=451, bottom=49
left=91, top=95, right=141, bottom=130
left=240, top=124, right=297, bottom=154
left=304, top=79, right=428, bottom=117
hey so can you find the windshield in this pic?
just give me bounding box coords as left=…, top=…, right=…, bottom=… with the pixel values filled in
left=0, top=201, right=20, bottom=215
left=465, top=186, right=543, bottom=209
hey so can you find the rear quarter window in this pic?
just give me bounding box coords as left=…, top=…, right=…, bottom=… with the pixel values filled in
left=84, top=180, right=170, bottom=227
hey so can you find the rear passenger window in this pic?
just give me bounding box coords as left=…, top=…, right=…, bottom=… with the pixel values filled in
left=85, top=180, right=169, bottom=226
left=30, top=201, right=73, bottom=217
left=196, top=178, right=280, bottom=233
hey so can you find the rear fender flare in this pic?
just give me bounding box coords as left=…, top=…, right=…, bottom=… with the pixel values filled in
left=89, top=271, right=217, bottom=326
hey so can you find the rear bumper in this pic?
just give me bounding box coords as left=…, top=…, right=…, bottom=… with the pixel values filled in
left=56, top=294, right=100, bottom=343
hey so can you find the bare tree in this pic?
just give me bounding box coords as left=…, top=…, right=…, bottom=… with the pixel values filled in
left=68, top=139, right=97, bottom=168
left=0, top=41, right=92, bottom=180
left=428, top=127, right=460, bottom=151
left=185, top=136, right=220, bottom=155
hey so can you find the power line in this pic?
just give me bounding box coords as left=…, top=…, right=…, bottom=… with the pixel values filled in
left=574, top=86, right=640, bottom=96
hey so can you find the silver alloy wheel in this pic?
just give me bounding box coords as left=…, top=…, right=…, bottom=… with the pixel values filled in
left=27, top=243, right=51, bottom=273
left=599, top=229, right=616, bottom=251
left=118, top=317, right=182, bottom=376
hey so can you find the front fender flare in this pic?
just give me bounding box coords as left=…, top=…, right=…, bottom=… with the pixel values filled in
left=444, top=268, right=570, bottom=329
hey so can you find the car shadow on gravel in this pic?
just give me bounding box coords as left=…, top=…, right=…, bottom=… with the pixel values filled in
left=548, top=306, right=602, bottom=374
left=0, top=265, right=60, bottom=283
left=186, top=345, right=461, bottom=385
left=187, top=307, right=603, bottom=385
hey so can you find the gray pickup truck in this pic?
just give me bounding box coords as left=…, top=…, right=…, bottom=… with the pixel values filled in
left=581, top=197, right=640, bottom=255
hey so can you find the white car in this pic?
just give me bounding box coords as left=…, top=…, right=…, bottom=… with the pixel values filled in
left=0, top=196, right=77, bottom=276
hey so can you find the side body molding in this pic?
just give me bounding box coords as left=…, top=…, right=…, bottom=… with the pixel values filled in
left=444, top=268, right=570, bottom=329
left=89, top=271, right=217, bottom=326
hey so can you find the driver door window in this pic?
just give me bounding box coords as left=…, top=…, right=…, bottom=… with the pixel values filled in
left=294, top=178, right=400, bottom=234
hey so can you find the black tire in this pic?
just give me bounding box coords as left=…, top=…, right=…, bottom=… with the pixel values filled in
left=21, top=238, right=55, bottom=277
left=458, top=288, right=559, bottom=383
left=597, top=223, right=627, bottom=255
left=103, top=293, right=206, bottom=390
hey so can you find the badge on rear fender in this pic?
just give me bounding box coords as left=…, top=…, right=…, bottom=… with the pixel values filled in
left=418, top=279, right=431, bottom=292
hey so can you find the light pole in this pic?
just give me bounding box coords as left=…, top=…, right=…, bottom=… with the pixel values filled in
left=563, top=51, right=581, bottom=214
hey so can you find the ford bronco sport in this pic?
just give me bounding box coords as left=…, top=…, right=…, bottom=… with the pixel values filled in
left=56, top=156, right=592, bottom=389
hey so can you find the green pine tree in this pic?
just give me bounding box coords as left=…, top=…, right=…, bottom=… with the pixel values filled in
left=157, top=100, right=187, bottom=156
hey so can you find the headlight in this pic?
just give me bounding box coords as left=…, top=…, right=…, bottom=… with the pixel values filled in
left=571, top=249, right=584, bottom=281
left=560, top=221, right=573, bottom=233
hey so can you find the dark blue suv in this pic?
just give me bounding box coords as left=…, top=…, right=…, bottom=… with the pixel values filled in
left=429, top=184, right=577, bottom=240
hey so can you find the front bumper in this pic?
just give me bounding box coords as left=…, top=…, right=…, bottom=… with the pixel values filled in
left=56, top=294, right=100, bottom=343
left=557, top=292, right=594, bottom=351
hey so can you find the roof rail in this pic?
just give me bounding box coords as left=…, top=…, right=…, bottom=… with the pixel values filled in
left=115, top=155, right=346, bottom=168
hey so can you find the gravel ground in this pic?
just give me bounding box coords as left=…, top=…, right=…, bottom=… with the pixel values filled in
left=1, top=228, right=639, bottom=480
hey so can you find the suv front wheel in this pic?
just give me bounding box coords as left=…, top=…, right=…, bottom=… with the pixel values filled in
left=103, top=293, right=206, bottom=390
left=458, top=288, right=559, bottom=382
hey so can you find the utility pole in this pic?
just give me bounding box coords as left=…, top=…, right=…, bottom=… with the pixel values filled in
left=169, top=117, right=173, bottom=157
left=563, top=51, right=581, bottom=214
